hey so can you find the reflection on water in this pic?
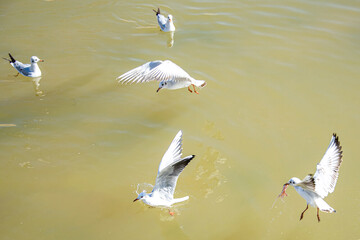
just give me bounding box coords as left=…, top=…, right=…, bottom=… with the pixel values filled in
left=168, top=31, right=175, bottom=48
left=31, top=77, right=44, bottom=97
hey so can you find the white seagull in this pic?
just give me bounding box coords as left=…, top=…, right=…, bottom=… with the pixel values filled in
left=133, top=130, right=195, bottom=212
left=117, top=60, right=207, bottom=94
left=153, top=8, right=175, bottom=32
left=279, top=133, right=343, bottom=222
left=3, top=53, right=44, bottom=77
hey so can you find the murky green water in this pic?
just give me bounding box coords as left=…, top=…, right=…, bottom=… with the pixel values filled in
left=0, top=0, right=359, bottom=239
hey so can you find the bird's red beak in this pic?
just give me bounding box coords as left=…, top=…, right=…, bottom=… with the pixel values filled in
left=133, top=198, right=139, bottom=202
left=156, top=87, right=161, bottom=93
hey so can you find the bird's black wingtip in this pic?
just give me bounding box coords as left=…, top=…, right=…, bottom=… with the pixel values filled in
left=183, top=155, right=195, bottom=162
left=332, top=133, right=340, bottom=145
left=153, top=8, right=160, bottom=15
left=8, top=53, right=16, bottom=63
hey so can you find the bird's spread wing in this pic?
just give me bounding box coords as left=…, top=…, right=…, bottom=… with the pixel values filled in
left=313, top=134, right=343, bottom=198
left=117, top=60, right=163, bottom=84
left=117, top=60, right=191, bottom=84
left=152, top=155, right=195, bottom=200
left=158, top=130, right=183, bottom=174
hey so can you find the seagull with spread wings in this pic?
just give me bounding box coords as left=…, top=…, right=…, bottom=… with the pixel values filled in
left=279, top=133, right=343, bottom=222
left=117, top=60, right=206, bottom=94
left=133, top=130, right=195, bottom=212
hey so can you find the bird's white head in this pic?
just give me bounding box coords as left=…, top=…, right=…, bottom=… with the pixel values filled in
left=133, top=191, right=147, bottom=202
left=157, top=80, right=168, bottom=92
left=168, top=15, right=173, bottom=22
left=287, top=177, right=301, bottom=186
left=30, top=56, right=44, bottom=63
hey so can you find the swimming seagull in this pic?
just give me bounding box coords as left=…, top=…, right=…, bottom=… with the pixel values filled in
left=279, top=133, right=343, bottom=222
left=117, top=60, right=207, bottom=94
left=3, top=53, right=44, bottom=77
left=133, top=130, right=195, bottom=211
left=153, top=8, right=175, bottom=32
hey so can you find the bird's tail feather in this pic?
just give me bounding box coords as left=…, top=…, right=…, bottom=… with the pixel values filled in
left=173, top=196, right=189, bottom=204
left=315, top=198, right=336, bottom=213
left=193, top=80, right=206, bottom=88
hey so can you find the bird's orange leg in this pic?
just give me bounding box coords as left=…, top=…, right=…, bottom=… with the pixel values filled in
left=169, top=209, right=175, bottom=216
left=300, top=204, right=309, bottom=221
left=188, top=86, right=193, bottom=93
left=192, top=84, right=199, bottom=94
left=317, top=207, right=320, bottom=222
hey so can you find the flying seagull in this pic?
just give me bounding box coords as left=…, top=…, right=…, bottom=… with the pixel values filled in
left=133, top=130, right=195, bottom=212
left=117, top=60, right=207, bottom=93
left=279, top=133, right=343, bottom=222
left=3, top=53, right=44, bottom=77
left=153, top=8, right=175, bottom=32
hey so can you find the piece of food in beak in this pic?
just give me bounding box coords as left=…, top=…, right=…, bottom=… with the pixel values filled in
left=278, top=183, right=289, bottom=198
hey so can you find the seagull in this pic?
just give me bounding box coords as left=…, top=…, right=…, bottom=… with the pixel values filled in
left=133, top=130, right=195, bottom=211
left=153, top=8, right=175, bottom=32
left=3, top=53, right=44, bottom=77
left=117, top=60, right=207, bottom=94
left=279, top=133, right=343, bottom=222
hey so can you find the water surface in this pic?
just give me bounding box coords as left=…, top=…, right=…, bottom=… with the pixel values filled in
left=0, top=0, right=359, bottom=239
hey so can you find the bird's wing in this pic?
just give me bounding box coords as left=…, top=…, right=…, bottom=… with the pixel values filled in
left=157, top=14, right=167, bottom=30
left=313, top=134, right=343, bottom=198
left=117, top=60, right=191, bottom=84
left=157, top=130, right=183, bottom=174
left=117, top=60, right=163, bottom=84
left=11, top=61, right=31, bottom=76
left=298, top=174, right=316, bottom=191
left=152, top=155, right=195, bottom=200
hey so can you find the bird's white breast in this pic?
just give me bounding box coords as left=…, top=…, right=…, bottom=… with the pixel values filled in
left=142, top=196, right=172, bottom=207
left=165, top=80, right=191, bottom=90
left=294, top=186, right=317, bottom=207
